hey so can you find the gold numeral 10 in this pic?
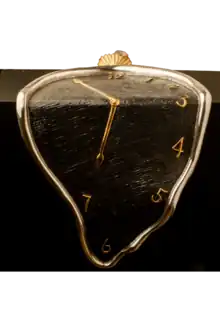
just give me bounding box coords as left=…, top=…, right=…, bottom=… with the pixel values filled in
left=151, top=188, right=169, bottom=203
left=82, top=194, right=92, bottom=212
left=172, top=137, right=184, bottom=158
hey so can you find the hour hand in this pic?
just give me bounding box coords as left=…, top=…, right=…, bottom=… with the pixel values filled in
left=96, top=98, right=120, bottom=166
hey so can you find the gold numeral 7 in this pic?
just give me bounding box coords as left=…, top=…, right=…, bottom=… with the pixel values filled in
left=82, top=194, right=92, bottom=212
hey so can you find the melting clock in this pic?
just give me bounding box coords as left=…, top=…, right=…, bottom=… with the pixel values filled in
left=16, top=51, right=212, bottom=268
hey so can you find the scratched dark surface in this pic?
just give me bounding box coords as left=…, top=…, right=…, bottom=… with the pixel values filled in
left=28, top=72, right=198, bottom=260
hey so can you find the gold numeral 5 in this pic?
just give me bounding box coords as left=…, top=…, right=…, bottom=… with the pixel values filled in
left=172, top=137, right=184, bottom=158
left=151, top=188, right=169, bottom=203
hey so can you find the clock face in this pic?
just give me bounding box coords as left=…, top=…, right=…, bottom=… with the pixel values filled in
left=28, top=70, right=198, bottom=261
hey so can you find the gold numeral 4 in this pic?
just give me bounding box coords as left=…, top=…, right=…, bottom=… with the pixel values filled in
left=172, top=137, right=184, bottom=158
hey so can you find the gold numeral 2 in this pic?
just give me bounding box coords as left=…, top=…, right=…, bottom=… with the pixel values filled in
left=172, top=137, right=184, bottom=158
left=101, top=239, right=111, bottom=254
left=151, top=188, right=169, bottom=203
left=82, top=194, right=92, bottom=212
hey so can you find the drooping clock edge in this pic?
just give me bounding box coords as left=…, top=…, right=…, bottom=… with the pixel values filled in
left=16, top=65, right=212, bottom=269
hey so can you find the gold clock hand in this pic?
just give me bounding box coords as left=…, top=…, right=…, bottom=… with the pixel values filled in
left=73, top=78, right=116, bottom=104
left=96, top=98, right=120, bottom=165
left=73, top=78, right=120, bottom=165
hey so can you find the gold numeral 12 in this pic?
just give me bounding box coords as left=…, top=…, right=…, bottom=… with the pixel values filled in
left=172, top=137, right=184, bottom=158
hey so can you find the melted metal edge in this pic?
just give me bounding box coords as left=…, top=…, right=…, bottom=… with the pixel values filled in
left=16, top=65, right=212, bottom=269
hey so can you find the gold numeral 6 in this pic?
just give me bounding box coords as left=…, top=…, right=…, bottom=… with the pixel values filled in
left=101, top=239, right=111, bottom=254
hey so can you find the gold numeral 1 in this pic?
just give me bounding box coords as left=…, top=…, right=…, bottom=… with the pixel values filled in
left=172, top=137, right=184, bottom=158
left=151, top=188, right=169, bottom=203
left=82, top=194, right=92, bottom=212
left=101, top=239, right=111, bottom=254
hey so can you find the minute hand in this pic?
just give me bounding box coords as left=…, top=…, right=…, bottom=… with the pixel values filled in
left=73, top=79, right=120, bottom=165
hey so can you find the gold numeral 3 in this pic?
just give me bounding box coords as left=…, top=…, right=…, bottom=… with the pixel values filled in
left=176, top=95, right=188, bottom=108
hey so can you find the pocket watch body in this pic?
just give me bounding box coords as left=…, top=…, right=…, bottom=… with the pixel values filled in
left=16, top=51, right=212, bottom=268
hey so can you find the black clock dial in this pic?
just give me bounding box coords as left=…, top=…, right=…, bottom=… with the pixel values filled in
left=28, top=71, right=198, bottom=260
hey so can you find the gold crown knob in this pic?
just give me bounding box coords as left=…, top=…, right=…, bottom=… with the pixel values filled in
left=98, top=50, right=132, bottom=66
